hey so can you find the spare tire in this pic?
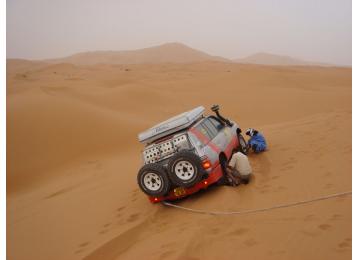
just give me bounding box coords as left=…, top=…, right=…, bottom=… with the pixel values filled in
left=137, top=163, right=170, bottom=196
left=167, top=151, right=204, bottom=188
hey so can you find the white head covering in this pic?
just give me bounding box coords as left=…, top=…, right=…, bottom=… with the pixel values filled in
left=246, top=128, right=254, bottom=136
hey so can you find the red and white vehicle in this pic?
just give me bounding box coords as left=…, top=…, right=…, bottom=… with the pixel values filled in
left=137, top=105, right=248, bottom=203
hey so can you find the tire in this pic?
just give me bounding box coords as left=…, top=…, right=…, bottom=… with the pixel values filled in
left=238, top=134, right=249, bottom=155
left=137, top=163, right=171, bottom=196
left=167, top=151, right=203, bottom=188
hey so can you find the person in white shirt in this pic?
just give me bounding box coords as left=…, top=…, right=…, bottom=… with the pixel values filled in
left=226, top=151, right=252, bottom=185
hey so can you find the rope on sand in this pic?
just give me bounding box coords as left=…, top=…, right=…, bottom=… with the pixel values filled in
left=162, top=191, right=352, bottom=216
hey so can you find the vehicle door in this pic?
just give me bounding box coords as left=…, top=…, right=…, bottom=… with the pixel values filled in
left=188, top=119, right=219, bottom=166
left=203, top=117, right=230, bottom=152
left=208, top=117, right=236, bottom=159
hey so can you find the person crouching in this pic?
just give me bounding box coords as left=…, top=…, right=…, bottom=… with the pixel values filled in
left=225, top=150, right=252, bottom=186
left=246, top=128, right=267, bottom=153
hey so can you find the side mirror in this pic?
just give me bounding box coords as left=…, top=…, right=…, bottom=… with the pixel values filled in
left=211, top=104, right=220, bottom=112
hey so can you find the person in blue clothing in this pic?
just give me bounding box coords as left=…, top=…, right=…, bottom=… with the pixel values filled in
left=245, top=128, right=267, bottom=153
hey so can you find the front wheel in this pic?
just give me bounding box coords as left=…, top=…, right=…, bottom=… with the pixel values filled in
left=238, top=134, right=249, bottom=155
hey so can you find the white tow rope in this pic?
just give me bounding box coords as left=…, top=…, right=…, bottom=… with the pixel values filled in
left=162, top=191, right=352, bottom=216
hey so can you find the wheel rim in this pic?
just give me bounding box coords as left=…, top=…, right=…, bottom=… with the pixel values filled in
left=143, top=172, right=162, bottom=191
left=240, top=137, right=246, bottom=148
left=174, top=160, right=196, bottom=180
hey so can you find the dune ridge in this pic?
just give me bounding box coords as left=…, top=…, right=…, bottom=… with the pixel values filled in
left=43, top=42, right=229, bottom=65
left=234, top=52, right=333, bottom=66
left=7, top=42, right=341, bottom=67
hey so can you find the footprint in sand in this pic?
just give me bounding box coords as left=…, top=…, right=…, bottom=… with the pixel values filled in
left=330, top=214, right=342, bottom=221
left=74, top=249, right=84, bottom=254
left=304, top=214, right=315, bottom=222
left=280, top=165, right=294, bottom=171
left=279, top=157, right=297, bottom=171
left=209, top=227, right=220, bottom=235
left=324, top=171, right=332, bottom=177
left=87, top=160, right=102, bottom=170
left=115, top=206, right=126, bottom=218
left=103, top=223, right=111, bottom=228
left=117, top=206, right=125, bottom=212
left=229, top=228, right=249, bottom=236
left=295, top=150, right=307, bottom=155
left=127, top=213, right=140, bottom=223
left=243, top=238, right=258, bottom=247
left=276, top=186, right=286, bottom=192
left=279, top=147, right=290, bottom=152
left=74, top=241, right=90, bottom=254
left=131, top=189, right=139, bottom=202
left=318, top=224, right=331, bottom=231
left=87, top=160, right=98, bottom=165
left=99, top=229, right=108, bottom=235
left=78, top=241, right=90, bottom=248
left=301, top=230, right=319, bottom=237
left=338, top=238, right=351, bottom=249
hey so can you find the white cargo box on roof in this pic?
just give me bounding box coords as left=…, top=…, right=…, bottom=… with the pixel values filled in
left=138, top=106, right=205, bottom=144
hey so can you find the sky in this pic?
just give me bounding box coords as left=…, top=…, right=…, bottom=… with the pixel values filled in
left=7, top=0, right=352, bottom=65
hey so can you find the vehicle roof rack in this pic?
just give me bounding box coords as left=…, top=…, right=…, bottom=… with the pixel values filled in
left=138, top=106, right=205, bottom=144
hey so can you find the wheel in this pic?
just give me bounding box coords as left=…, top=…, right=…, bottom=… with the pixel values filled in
left=167, top=151, right=203, bottom=188
left=238, top=134, right=248, bottom=155
left=137, top=163, right=171, bottom=196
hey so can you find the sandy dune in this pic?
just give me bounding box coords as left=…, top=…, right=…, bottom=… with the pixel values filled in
left=234, top=52, right=333, bottom=66
left=7, top=59, right=351, bottom=259
left=44, top=43, right=229, bottom=65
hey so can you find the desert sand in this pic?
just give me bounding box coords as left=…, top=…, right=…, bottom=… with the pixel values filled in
left=7, top=48, right=351, bottom=260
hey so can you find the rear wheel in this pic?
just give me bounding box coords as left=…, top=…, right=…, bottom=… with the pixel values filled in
left=137, top=164, right=170, bottom=196
left=167, top=151, right=203, bottom=188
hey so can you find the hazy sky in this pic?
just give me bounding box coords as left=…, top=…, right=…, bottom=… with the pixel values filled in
left=7, top=0, right=352, bottom=65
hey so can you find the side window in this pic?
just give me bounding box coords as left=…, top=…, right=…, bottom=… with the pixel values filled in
left=209, top=117, right=223, bottom=132
left=202, top=119, right=217, bottom=139
left=195, top=123, right=212, bottom=141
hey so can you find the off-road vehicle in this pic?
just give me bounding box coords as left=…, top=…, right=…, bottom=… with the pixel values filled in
left=137, top=105, right=248, bottom=203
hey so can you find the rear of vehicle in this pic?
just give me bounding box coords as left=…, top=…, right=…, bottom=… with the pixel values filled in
left=137, top=106, right=246, bottom=203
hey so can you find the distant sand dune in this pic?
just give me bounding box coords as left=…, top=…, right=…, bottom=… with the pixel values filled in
left=234, top=52, right=333, bottom=66
left=43, top=42, right=230, bottom=65
left=7, top=42, right=339, bottom=67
